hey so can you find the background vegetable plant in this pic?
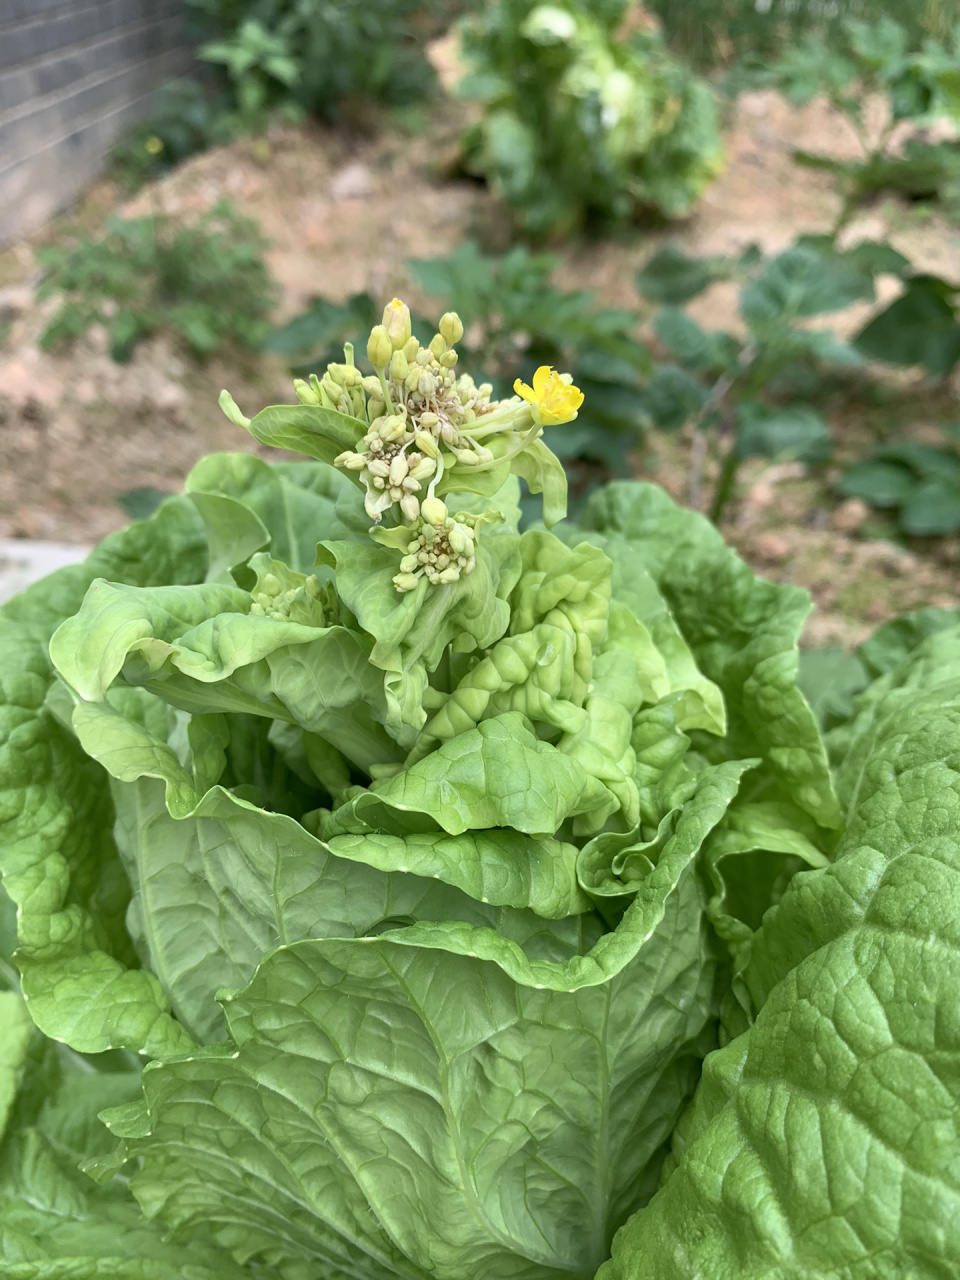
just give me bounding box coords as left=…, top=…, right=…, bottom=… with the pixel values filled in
left=36, top=200, right=277, bottom=362
left=456, top=0, right=725, bottom=236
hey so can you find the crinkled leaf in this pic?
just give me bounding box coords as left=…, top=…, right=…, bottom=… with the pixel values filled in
left=0, top=499, right=206, bottom=1056
left=600, top=632, right=960, bottom=1279
left=576, top=482, right=841, bottom=829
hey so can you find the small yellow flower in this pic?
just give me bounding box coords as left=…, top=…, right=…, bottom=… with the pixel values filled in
left=144, top=136, right=164, bottom=155
left=513, top=365, right=584, bottom=426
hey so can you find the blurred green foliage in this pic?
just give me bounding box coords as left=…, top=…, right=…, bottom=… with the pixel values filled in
left=187, top=0, right=447, bottom=122
left=457, top=0, right=725, bottom=237
left=37, top=200, right=277, bottom=362
left=110, top=79, right=241, bottom=193
left=753, top=17, right=960, bottom=230
left=838, top=432, right=960, bottom=535
left=648, top=0, right=958, bottom=70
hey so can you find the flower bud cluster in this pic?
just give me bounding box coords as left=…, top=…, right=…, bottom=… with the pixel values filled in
left=294, top=360, right=365, bottom=419
left=249, top=572, right=333, bottom=628
left=334, top=407, right=438, bottom=523
left=393, top=500, right=479, bottom=592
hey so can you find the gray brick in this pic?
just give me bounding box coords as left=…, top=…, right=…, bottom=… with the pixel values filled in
left=0, top=0, right=188, bottom=246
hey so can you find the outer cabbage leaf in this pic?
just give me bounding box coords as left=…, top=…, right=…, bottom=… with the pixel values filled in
left=64, top=693, right=597, bottom=1042
left=99, top=759, right=744, bottom=1280
left=597, top=629, right=960, bottom=1279
left=576, top=481, right=841, bottom=830
left=0, top=499, right=207, bottom=1057
left=0, top=1004, right=255, bottom=1280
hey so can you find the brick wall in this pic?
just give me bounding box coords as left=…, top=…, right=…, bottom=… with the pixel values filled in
left=0, top=0, right=191, bottom=247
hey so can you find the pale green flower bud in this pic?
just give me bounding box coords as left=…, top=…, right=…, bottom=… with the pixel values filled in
left=437, top=566, right=460, bottom=584
left=455, top=448, right=479, bottom=466
left=362, top=375, right=382, bottom=396
left=367, top=458, right=390, bottom=478
left=389, top=454, right=409, bottom=485
left=421, top=497, right=448, bottom=525
left=400, top=493, right=420, bottom=522
left=440, top=350, right=459, bottom=368
left=304, top=575, right=321, bottom=598
left=419, top=372, right=436, bottom=397
left=293, top=378, right=321, bottom=405
left=389, top=349, right=409, bottom=382
left=415, top=347, right=433, bottom=367
left=399, top=554, right=420, bottom=573
left=414, top=430, right=439, bottom=457
left=402, top=336, right=420, bottom=361
left=439, top=312, right=464, bottom=345
left=382, top=298, right=412, bottom=350
left=380, top=415, right=407, bottom=443
left=367, top=324, right=393, bottom=369
left=448, top=524, right=473, bottom=555
left=405, top=368, right=423, bottom=393
left=262, top=574, right=282, bottom=597
left=478, top=382, right=493, bottom=399
left=408, top=456, right=436, bottom=481
left=250, top=601, right=265, bottom=615
left=366, top=399, right=385, bottom=422
left=394, top=571, right=420, bottom=592
left=334, top=450, right=366, bottom=470
left=418, top=411, right=439, bottom=429
left=429, top=334, right=447, bottom=360
left=475, top=445, right=495, bottom=465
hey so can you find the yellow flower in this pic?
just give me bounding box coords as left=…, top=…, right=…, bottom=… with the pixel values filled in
left=513, top=365, right=584, bottom=426
left=144, top=136, right=164, bottom=155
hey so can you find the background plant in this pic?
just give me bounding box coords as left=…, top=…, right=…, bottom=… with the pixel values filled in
left=188, top=0, right=448, bottom=124
left=109, top=79, right=241, bottom=194
left=36, top=200, right=277, bottom=362
left=456, top=0, right=725, bottom=237
left=754, top=16, right=960, bottom=232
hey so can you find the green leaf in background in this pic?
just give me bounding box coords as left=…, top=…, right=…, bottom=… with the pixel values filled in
left=836, top=458, right=918, bottom=507
left=899, top=477, right=960, bottom=534
left=636, top=244, right=731, bottom=305
left=597, top=626, right=960, bottom=1279
left=741, top=245, right=874, bottom=328
left=856, top=274, right=960, bottom=375
left=735, top=403, right=831, bottom=462
left=796, top=646, right=868, bottom=729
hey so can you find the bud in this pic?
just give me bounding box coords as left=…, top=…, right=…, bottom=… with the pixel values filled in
left=419, top=372, right=436, bottom=397
left=293, top=378, right=321, bottom=405
left=361, top=375, right=382, bottom=396
left=393, top=572, right=420, bottom=593
left=414, top=430, right=439, bottom=457
left=334, top=450, right=367, bottom=470
left=474, top=445, right=495, bottom=465
left=262, top=573, right=282, bottom=597
left=448, top=524, right=473, bottom=555
left=389, top=454, right=409, bottom=485
left=440, top=349, right=459, bottom=368
left=437, top=566, right=461, bottom=584
left=380, top=415, right=407, bottom=443
left=402, top=476, right=422, bottom=491
left=429, top=334, right=447, bottom=360
left=400, top=493, right=420, bottom=522
left=418, top=411, right=439, bottom=429
left=455, top=448, right=479, bottom=466
left=415, top=347, right=433, bottom=368
left=304, top=575, right=321, bottom=598
left=405, top=368, right=423, bottom=394
left=366, top=399, right=385, bottom=422
left=408, top=456, right=436, bottom=481
left=439, top=311, right=464, bottom=345
left=382, top=298, right=412, bottom=350
left=402, top=336, right=420, bottom=361
left=367, top=458, right=390, bottom=478
left=366, top=324, right=393, bottom=369
left=389, top=349, right=409, bottom=382
left=421, top=497, right=448, bottom=526
left=399, top=554, right=420, bottom=573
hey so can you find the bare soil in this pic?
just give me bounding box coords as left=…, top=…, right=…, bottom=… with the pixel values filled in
left=0, top=84, right=957, bottom=646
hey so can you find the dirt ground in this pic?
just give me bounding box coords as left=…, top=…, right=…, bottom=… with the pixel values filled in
left=0, top=78, right=957, bottom=648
